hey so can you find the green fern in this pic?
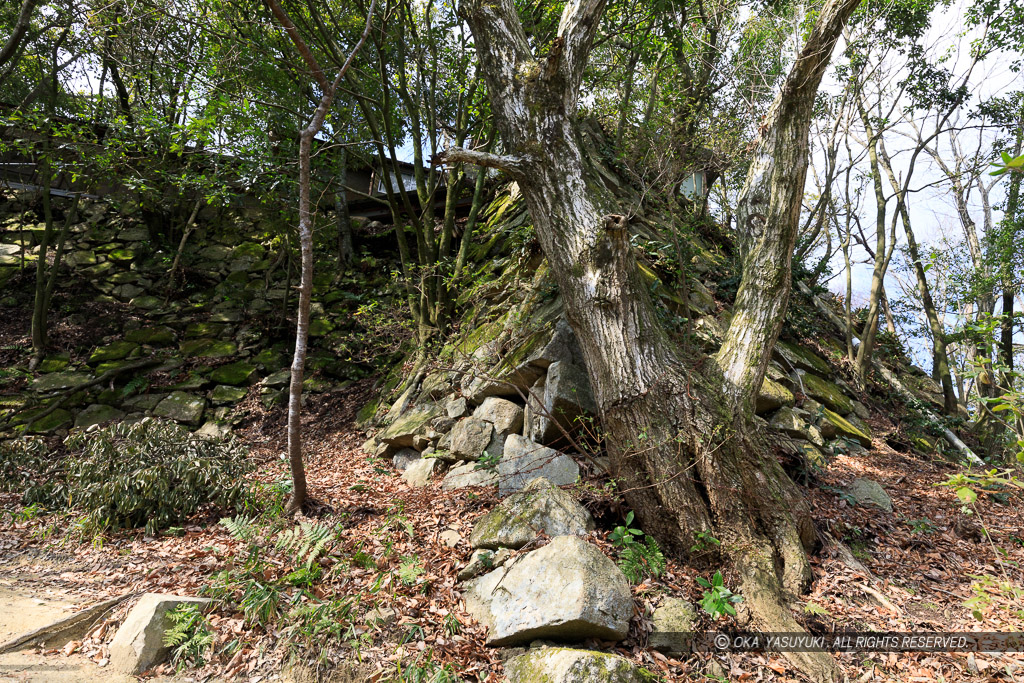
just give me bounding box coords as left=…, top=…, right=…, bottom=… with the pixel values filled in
left=398, top=555, right=425, bottom=586
left=275, top=521, right=337, bottom=569
left=619, top=535, right=667, bottom=583
left=162, top=603, right=213, bottom=669
left=220, top=515, right=258, bottom=543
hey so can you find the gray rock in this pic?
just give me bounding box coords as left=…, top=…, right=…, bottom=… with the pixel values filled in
left=446, top=396, right=470, bottom=419
left=756, top=377, right=795, bottom=414
left=769, top=407, right=822, bottom=446
left=449, top=417, right=494, bottom=460
left=499, top=435, right=579, bottom=496
left=210, top=385, right=247, bottom=404
left=845, top=478, right=893, bottom=512
left=196, top=421, right=231, bottom=440
left=31, top=371, right=92, bottom=392
left=401, top=457, right=444, bottom=487
left=457, top=548, right=512, bottom=582
left=377, top=402, right=442, bottom=448
left=109, top=593, right=212, bottom=675
left=527, top=361, right=597, bottom=445
left=441, top=461, right=498, bottom=490
left=74, top=404, right=125, bottom=429
left=112, top=283, right=145, bottom=300
left=440, top=529, right=461, bottom=548
left=392, top=447, right=421, bottom=471
left=505, top=648, right=648, bottom=683
left=649, top=598, right=697, bottom=655
left=420, top=370, right=456, bottom=399
left=470, top=477, right=594, bottom=550
left=473, top=397, right=525, bottom=436
left=463, top=536, right=632, bottom=646
left=152, top=391, right=206, bottom=425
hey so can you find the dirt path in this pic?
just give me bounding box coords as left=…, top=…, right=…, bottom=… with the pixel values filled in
left=0, top=583, right=134, bottom=683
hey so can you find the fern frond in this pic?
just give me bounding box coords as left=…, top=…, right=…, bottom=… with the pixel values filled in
left=275, top=521, right=337, bottom=568
left=220, top=515, right=256, bottom=543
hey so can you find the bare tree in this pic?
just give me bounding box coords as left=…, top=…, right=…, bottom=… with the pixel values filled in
left=266, top=0, right=375, bottom=514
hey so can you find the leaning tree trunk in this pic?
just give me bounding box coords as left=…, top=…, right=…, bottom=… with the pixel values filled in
left=444, top=0, right=858, bottom=679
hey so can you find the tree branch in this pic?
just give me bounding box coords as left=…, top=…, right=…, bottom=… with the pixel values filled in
left=552, top=0, right=606, bottom=98
left=431, top=146, right=529, bottom=177
left=0, top=0, right=39, bottom=74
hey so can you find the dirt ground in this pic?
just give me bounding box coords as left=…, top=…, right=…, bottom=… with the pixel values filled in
left=0, top=583, right=136, bottom=683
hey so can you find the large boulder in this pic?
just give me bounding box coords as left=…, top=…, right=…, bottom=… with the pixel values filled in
left=74, top=404, right=125, bottom=429
left=473, top=397, right=525, bottom=436
left=109, top=593, right=212, bottom=675
left=470, top=477, right=594, bottom=550
left=768, top=407, right=823, bottom=447
left=87, top=340, right=139, bottom=364
left=449, top=417, right=494, bottom=460
left=463, top=536, right=632, bottom=646
left=845, top=478, right=892, bottom=512
left=209, top=361, right=256, bottom=386
left=377, top=403, right=442, bottom=448
left=505, top=648, right=649, bottom=683
left=774, top=341, right=832, bottom=376
left=401, top=457, right=444, bottom=487
left=498, top=435, right=579, bottom=496
left=756, top=377, right=795, bottom=414
left=392, top=447, right=420, bottom=471
left=31, top=371, right=92, bottom=392
left=526, top=361, right=598, bottom=445
left=819, top=408, right=871, bottom=447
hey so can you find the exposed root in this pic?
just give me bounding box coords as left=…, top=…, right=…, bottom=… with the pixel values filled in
left=738, top=547, right=840, bottom=683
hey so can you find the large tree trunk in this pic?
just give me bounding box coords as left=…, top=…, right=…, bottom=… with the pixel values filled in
left=446, top=0, right=858, bottom=679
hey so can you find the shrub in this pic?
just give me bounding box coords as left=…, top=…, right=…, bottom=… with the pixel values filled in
left=0, top=418, right=252, bottom=535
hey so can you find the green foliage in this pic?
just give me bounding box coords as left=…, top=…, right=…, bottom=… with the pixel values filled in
left=608, top=511, right=666, bottom=583
left=0, top=419, right=251, bottom=536
left=275, top=521, right=339, bottom=569
left=163, top=603, right=214, bottom=669
left=398, top=555, right=426, bottom=586
left=394, top=654, right=461, bottom=682
left=474, top=451, right=501, bottom=472
left=280, top=597, right=359, bottom=664
left=610, top=510, right=644, bottom=548
left=619, top=536, right=667, bottom=584
left=990, top=151, right=1024, bottom=177
left=802, top=602, right=831, bottom=616
left=690, top=530, right=721, bottom=554
left=906, top=517, right=937, bottom=534
left=696, top=571, right=743, bottom=619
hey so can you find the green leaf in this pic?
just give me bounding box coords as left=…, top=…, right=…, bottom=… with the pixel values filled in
left=955, top=487, right=977, bottom=504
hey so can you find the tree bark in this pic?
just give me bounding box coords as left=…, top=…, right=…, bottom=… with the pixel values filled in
left=451, top=0, right=859, bottom=678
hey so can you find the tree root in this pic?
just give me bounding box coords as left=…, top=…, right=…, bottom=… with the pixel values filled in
left=739, top=559, right=840, bottom=683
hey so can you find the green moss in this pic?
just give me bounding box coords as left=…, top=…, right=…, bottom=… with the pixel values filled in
left=776, top=341, right=832, bottom=376
left=88, top=340, right=139, bottom=364
left=125, top=326, right=176, bottom=345
left=800, top=373, right=854, bottom=415
left=209, top=361, right=256, bottom=386
left=180, top=338, right=237, bottom=358
left=822, top=408, right=871, bottom=447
